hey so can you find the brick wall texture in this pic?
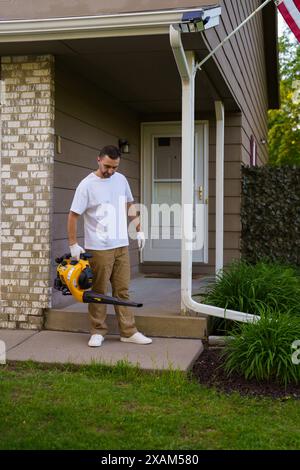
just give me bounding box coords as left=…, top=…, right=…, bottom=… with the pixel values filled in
left=0, top=55, right=55, bottom=329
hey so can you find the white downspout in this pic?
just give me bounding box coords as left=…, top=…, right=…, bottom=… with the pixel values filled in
left=170, top=26, right=195, bottom=315
left=215, top=101, right=225, bottom=275
left=170, top=25, right=259, bottom=323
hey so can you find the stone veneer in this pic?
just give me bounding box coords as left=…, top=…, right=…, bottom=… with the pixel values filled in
left=0, top=55, right=55, bottom=329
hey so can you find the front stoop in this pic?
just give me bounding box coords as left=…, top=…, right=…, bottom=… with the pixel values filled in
left=45, top=308, right=207, bottom=339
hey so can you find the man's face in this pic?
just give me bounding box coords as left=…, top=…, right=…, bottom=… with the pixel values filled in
left=97, top=155, right=120, bottom=178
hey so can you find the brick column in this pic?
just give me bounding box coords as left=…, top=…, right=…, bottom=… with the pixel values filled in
left=0, top=55, right=55, bottom=329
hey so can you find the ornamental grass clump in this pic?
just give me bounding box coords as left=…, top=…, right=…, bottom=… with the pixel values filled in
left=203, top=260, right=300, bottom=334
left=205, top=260, right=300, bottom=316
left=221, top=307, right=300, bottom=386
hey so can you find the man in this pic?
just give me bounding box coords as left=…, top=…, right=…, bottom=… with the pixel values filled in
left=68, top=145, right=152, bottom=347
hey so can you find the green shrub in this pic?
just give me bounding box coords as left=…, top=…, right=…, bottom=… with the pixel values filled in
left=203, top=260, right=300, bottom=334
left=221, top=308, right=300, bottom=386
left=241, top=166, right=300, bottom=266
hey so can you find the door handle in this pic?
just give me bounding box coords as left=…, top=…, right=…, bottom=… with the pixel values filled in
left=198, top=185, right=203, bottom=201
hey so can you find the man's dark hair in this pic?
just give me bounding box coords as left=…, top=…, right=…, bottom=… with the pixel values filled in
left=99, top=145, right=121, bottom=160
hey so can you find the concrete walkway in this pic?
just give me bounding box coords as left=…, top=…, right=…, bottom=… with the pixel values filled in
left=0, top=329, right=203, bottom=371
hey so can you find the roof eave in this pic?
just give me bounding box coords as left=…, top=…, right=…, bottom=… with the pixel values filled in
left=0, top=6, right=221, bottom=42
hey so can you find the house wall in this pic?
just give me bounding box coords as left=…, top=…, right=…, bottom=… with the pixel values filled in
left=0, top=0, right=274, bottom=169
left=204, top=0, right=270, bottom=166
left=0, top=0, right=274, bottom=320
left=0, top=54, right=55, bottom=329
left=52, top=58, right=141, bottom=308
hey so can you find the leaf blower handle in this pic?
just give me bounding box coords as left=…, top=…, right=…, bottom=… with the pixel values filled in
left=69, top=243, right=85, bottom=260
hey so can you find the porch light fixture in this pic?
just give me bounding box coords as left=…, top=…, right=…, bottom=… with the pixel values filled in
left=56, top=135, right=62, bottom=154
left=118, top=139, right=130, bottom=154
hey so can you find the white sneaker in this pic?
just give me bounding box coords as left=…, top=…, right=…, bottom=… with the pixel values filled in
left=120, top=332, right=152, bottom=345
left=88, top=334, right=104, bottom=347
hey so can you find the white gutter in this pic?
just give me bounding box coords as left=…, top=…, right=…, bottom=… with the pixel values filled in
left=170, top=24, right=259, bottom=324
left=215, top=101, right=225, bottom=275
left=0, top=7, right=219, bottom=42
left=169, top=26, right=190, bottom=81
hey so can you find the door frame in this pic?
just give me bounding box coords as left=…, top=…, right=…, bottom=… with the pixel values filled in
left=140, top=120, right=209, bottom=264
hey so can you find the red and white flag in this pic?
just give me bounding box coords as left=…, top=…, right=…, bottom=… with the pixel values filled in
left=275, top=0, right=300, bottom=42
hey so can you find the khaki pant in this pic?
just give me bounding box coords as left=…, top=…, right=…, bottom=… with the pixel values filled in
left=87, top=246, right=137, bottom=338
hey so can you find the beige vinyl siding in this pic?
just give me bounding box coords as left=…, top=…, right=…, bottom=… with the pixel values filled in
left=52, top=60, right=140, bottom=307
left=0, top=0, right=217, bottom=20
left=204, top=0, right=269, bottom=166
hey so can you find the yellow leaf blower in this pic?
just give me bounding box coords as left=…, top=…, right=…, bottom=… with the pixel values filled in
left=54, top=252, right=143, bottom=308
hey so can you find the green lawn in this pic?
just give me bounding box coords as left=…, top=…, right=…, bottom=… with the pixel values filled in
left=0, top=361, right=299, bottom=450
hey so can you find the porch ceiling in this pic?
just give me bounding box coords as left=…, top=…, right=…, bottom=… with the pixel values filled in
left=0, top=34, right=238, bottom=115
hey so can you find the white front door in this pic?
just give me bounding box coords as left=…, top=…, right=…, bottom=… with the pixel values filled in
left=141, top=121, right=209, bottom=263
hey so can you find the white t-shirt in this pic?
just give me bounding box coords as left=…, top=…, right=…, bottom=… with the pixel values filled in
left=70, top=172, right=134, bottom=250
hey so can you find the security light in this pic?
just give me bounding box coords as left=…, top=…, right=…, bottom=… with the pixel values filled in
left=180, top=10, right=210, bottom=32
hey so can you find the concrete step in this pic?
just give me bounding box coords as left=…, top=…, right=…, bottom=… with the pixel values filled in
left=45, top=308, right=207, bottom=339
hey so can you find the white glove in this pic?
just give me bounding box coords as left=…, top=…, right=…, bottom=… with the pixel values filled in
left=136, top=231, right=145, bottom=251
left=69, top=243, right=85, bottom=260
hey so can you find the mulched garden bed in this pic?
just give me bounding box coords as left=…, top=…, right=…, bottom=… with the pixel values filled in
left=192, top=346, right=300, bottom=399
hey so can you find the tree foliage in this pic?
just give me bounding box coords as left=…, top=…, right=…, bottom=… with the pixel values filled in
left=268, top=31, right=300, bottom=166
